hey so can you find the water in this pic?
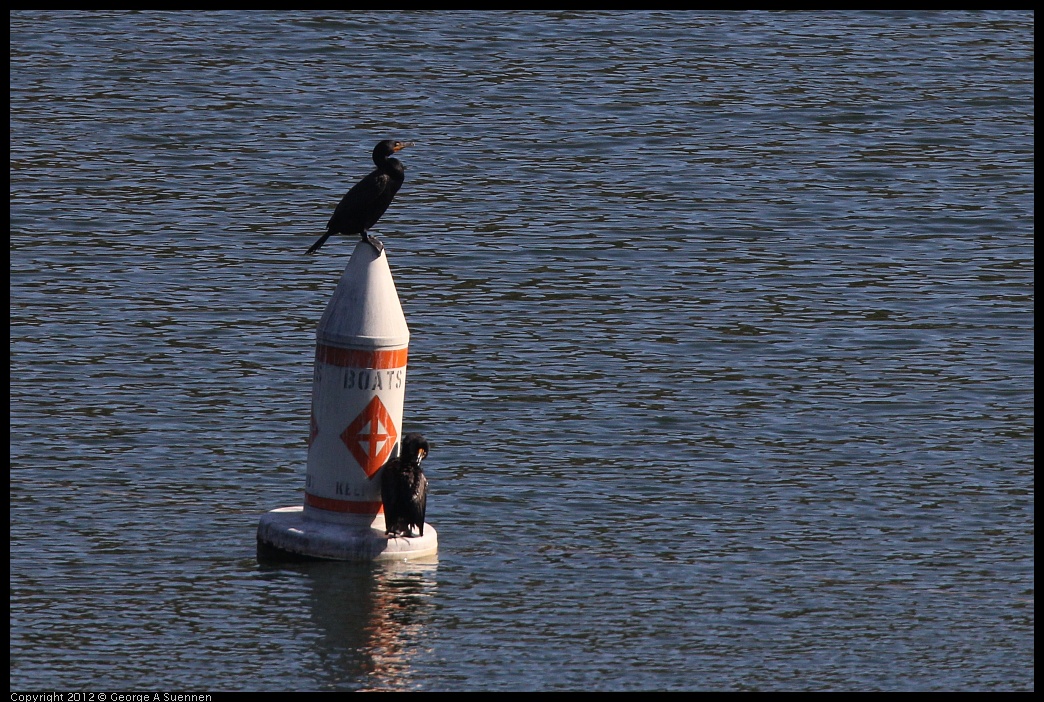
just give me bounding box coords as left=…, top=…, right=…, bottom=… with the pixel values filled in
left=9, top=10, right=1034, bottom=691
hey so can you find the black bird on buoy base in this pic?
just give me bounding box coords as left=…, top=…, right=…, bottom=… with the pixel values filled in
left=306, top=139, right=414, bottom=255
left=379, top=433, right=430, bottom=538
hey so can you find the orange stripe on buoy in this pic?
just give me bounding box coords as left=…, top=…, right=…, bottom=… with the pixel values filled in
left=315, top=344, right=408, bottom=369
left=304, top=492, right=384, bottom=514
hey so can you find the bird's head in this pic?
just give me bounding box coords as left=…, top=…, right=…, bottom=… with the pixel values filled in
left=374, top=140, right=414, bottom=159
left=402, top=433, right=429, bottom=463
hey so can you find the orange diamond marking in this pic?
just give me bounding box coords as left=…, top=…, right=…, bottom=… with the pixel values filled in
left=341, top=396, right=398, bottom=477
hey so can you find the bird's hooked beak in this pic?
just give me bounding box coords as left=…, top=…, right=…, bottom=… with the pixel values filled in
left=393, top=141, right=415, bottom=152
left=416, top=448, right=427, bottom=462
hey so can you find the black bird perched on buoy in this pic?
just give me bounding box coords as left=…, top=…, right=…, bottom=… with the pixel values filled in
left=306, top=139, right=414, bottom=255
left=379, top=433, right=430, bottom=538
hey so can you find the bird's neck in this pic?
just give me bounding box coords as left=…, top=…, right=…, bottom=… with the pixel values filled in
left=376, top=157, right=402, bottom=173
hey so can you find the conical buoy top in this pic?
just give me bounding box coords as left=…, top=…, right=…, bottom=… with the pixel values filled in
left=317, top=242, right=409, bottom=350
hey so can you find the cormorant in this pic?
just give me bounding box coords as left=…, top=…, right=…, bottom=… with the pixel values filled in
left=306, top=139, right=413, bottom=255
left=379, top=433, right=430, bottom=538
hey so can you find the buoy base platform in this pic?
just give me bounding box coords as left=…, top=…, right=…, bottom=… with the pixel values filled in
left=257, top=506, right=438, bottom=562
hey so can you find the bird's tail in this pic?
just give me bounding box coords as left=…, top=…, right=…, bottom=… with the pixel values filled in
left=306, top=233, right=331, bottom=255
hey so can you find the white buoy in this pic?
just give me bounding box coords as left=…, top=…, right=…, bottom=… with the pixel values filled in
left=258, top=241, right=437, bottom=561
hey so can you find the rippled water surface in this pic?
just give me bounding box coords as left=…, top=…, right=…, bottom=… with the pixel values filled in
left=10, top=11, right=1034, bottom=691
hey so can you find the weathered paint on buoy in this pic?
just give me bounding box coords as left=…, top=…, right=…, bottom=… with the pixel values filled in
left=257, top=241, right=437, bottom=562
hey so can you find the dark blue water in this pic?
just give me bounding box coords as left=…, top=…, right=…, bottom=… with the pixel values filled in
left=9, top=11, right=1033, bottom=691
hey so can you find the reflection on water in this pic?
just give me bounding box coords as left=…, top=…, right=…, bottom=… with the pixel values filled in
left=259, top=559, right=438, bottom=692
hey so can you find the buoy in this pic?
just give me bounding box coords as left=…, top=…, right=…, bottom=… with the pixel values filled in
left=258, top=241, right=437, bottom=561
